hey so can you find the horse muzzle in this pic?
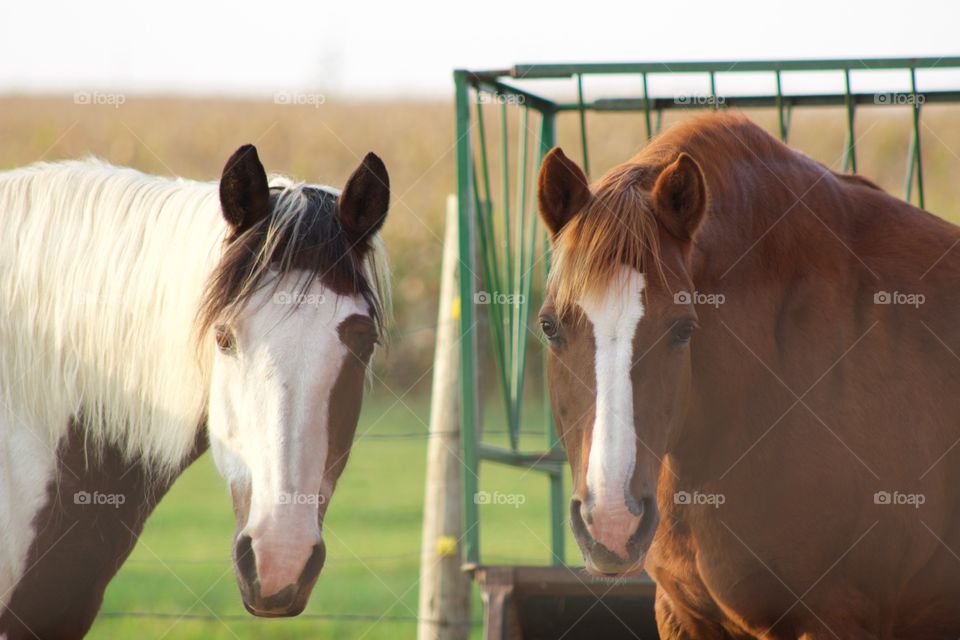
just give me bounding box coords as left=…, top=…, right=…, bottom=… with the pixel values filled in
left=570, top=494, right=658, bottom=577
left=233, top=533, right=326, bottom=617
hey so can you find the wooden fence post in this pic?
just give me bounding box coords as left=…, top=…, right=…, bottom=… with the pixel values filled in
left=418, top=195, right=472, bottom=639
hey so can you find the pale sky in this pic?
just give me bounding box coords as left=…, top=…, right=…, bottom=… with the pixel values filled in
left=1, top=0, right=957, bottom=98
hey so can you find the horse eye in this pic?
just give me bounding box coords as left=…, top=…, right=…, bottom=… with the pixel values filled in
left=672, top=319, right=697, bottom=346
left=540, top=317, right=559, bottom=340
left=352, top=335, right=378, bottom=362
left=215, top=324, right=237, bottom=355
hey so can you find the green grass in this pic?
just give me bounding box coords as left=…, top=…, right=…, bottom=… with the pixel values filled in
left=89, top=392, right=577, bottom=639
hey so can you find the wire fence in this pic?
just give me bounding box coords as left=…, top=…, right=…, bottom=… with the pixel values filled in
left=125, top=549, right=429, bottom=566
left=98, top=610, right=481, bottom=627
left=359, top=428, right=548, bottom=440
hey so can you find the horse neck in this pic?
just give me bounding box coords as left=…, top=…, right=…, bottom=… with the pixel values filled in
left=670, top=145, right=859, bottom=478
left=674, top=137, right=960, bottom=481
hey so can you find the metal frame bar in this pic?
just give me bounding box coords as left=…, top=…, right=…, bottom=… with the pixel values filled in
left=486, top=57, right=960, bottom=78
left=454, top=70, right=481, bottom=565
left=549, top=90, right=960, bottom=112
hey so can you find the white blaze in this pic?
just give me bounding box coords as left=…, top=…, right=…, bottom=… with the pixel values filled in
left=580, top=266, right=645, bottom=545
left=208, top=272, right=368, bottom=597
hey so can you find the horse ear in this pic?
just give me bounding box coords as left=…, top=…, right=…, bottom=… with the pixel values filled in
left=220, top=144, right=270, bottom=234
left=338, top=152, right=390, bottom=251
left=652, top=152, right=707, bottom=241
left=537, top=147, right=590, bottom=239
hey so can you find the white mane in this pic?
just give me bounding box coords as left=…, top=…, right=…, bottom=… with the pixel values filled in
left=0, top=159, right=225, bottom=474
left=0, top=159, right=391, bottom=480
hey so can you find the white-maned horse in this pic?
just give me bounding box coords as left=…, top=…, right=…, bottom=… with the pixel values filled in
left=0, top=145, right=391, bottom=637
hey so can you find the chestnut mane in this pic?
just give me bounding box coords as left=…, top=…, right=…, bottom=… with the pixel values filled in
left=548, top=162, right=667, bottom=316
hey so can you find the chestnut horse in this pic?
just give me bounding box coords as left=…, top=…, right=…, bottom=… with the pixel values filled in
left=0, top=145, right=390, bottom=637
left=536, top=112, right=960, bottom=638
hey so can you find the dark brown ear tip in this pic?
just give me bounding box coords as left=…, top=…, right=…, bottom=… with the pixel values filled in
left=362, top=151, right=383, bottom=165
left=223, top=144, right=263, bottom=175
left=361, top=152, right=389, bottom=182
left=232, top=144, right=258, bottom=160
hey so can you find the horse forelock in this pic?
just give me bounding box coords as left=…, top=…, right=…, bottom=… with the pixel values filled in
left=195, top=178, right=390, bottom=348
left=548, top=163, right=667, bottom=317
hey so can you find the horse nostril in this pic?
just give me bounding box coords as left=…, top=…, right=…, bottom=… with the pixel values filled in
left=234, top=534, right=257, bottom=583
left=570, top=498, right=588, bottom=532
left=299, top=540, right=327, bottom=587
left=579, top=499, right=592, bottom=526
left=235, top=533, right=253, bottom=557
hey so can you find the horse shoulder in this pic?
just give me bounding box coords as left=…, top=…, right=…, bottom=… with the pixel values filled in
left=0, top=418, right=206, bottom=639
